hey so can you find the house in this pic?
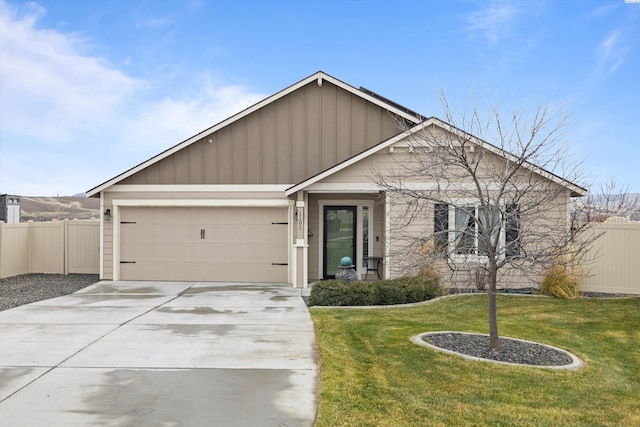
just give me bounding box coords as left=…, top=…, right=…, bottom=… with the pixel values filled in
left=87, top=71, right=586, bottom=288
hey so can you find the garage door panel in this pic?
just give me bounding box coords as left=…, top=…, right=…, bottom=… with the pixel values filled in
left=120, top=207, right=288, bottom=282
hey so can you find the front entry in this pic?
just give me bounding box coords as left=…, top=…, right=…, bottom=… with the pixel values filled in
left=323, top=206, right=356, bottom=278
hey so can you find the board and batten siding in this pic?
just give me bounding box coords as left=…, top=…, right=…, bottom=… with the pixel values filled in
left=119, top=80, right=402, bottom=187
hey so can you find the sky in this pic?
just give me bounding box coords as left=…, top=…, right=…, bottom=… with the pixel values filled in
left=0, top=0, right=638, bottom=196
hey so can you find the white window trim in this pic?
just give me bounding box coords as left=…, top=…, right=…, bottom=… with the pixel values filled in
left=446, top=201, right=506, bottom=263
left=317, top=199, right=375, bottom=279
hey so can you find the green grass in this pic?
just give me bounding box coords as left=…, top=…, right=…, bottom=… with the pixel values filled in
left=310, top=295, right=640, bottom=426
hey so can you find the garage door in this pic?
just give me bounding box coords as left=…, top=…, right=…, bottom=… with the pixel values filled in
left=119, top=207, right=289, bottom=282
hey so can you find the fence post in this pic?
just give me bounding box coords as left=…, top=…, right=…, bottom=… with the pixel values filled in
left=27, top=220, right=33, bottom=274
left=64, top=220, right=68, bottom=275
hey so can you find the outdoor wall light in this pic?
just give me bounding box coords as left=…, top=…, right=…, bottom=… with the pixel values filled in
left=104, top=208, right=111, bottom=221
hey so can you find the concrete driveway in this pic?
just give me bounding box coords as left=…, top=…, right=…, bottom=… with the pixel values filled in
left=0, top=281, right=318, bottom=426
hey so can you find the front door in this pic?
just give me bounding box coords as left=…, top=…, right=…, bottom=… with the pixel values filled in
left=323, top=206, right=357, bottom=278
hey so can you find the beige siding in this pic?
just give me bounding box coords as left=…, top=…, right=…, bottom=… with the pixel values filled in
left=119, top=80, right=402, bottom=186
left=306, top=134, right=573, bottom=289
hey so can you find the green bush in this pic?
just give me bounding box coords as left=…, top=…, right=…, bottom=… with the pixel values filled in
left=376, top=279, right=408, bottom=305
left=308, top=280, right=351, bottom=306
left=308, top=274, right=447, bottom=306
left=347, top=281, right=379, bottom=306
left=422, top=275, right=449, bottom=300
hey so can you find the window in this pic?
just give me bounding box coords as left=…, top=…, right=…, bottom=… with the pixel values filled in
left=505, top=204, right=521, bottom=257
left=433, top=203, right=449, bottom=253
left=454, top=205, right=500, bottom=255
left=433, top=203, right=520, bottom=258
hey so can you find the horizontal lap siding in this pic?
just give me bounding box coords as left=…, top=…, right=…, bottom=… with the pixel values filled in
left=317, top=145, right=571, bottom=289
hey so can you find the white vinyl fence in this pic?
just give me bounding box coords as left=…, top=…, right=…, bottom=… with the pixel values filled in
left=0, top=220, right=99, bottom=279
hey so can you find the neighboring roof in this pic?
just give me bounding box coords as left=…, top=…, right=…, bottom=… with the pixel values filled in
left=87, top=71, right=423, bottom=197
left=285, top=117, right=588, bottom=197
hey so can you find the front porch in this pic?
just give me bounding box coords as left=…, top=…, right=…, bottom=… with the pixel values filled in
left=290, top=191, right=388, bottom=287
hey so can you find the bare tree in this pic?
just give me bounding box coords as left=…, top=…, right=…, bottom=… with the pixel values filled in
left=373, top=94, right=636, bottom=349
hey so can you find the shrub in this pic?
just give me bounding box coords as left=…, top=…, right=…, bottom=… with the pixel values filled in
left=376, top=279, right=409, bottom=305
left=419, top=266, right=442, bottom=283
left=308, top=280, right=351, bottom=306
left=422, top=276, right=448, bottom=300
left=346, top=281, right=379, bottom=306
left=308, top=274, right=448, bottom=306
left=539, top=265, right=580, bottom=299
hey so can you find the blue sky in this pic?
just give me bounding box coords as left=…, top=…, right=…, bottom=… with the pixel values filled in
left=1, top=0, right=638, bottom=196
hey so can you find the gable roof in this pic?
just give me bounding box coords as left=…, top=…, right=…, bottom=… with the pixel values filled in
left=285, top=117, right=588, bottom=197
left=87, top=71, right=423, bottom=197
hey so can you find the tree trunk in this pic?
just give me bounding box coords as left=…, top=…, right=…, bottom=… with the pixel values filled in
left=488, top=261, right=500, bottom=349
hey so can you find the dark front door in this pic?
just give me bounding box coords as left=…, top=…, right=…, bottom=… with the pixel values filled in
left=323, top=206, right=356, bottom=279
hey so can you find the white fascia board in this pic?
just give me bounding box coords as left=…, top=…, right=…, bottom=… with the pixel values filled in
left=111, top=199, right=290, bottom=208
left=107, top=184, right=291, bottom=193
left=286, top=116, right=585, bottom=197
left=427, top=118, right=587, bottom=197
left=87, top=72, right=422, bottom=198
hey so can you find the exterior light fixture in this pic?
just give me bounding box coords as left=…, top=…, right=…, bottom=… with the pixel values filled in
left=104, top=208, right=111, bottom=221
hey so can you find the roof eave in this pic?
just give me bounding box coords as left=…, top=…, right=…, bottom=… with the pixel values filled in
left=86, top=71, right=423, bottom=197
left=286, top=117, right=587, bottom=197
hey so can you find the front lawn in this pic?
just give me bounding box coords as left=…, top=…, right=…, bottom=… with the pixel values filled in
left=310, top=295, right=640, bottom=426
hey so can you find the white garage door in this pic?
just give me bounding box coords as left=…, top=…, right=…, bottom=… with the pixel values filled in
left=119, top=206, right=289, bottom=282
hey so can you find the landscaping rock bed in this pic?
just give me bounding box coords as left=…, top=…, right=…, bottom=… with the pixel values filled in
left=0, top=274, right=99, bottom=311
left=420, top=332, right=579, bottom=368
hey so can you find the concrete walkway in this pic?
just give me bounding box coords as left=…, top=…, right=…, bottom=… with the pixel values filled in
left=0, top=281, right=318, bottom=426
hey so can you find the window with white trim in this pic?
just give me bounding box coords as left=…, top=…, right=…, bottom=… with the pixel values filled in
left=433, top=203, right=520, bottom=258
left=453, top=205, right=500, bottom=256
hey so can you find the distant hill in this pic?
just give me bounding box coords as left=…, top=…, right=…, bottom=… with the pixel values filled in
left=19, top=196, right=100, bottom=222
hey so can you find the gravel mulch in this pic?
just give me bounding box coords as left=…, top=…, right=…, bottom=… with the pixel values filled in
left=0, top=273, right=99, bottom=311
left=424, top=332, right=575, bottom=366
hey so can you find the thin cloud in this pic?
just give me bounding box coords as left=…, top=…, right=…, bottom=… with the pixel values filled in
left=0, top=1, right=142, bottom=142
left=0, top=1, right=265, bottom=195
left=587, top=3, right=620, bottom=18
left=465, top=0, right=519, bottom=44
left=123, top=79, right=265, bottom=151
left=135, top=17, right=171, bottom=29
left=596, top=30, right=625, bottom=77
